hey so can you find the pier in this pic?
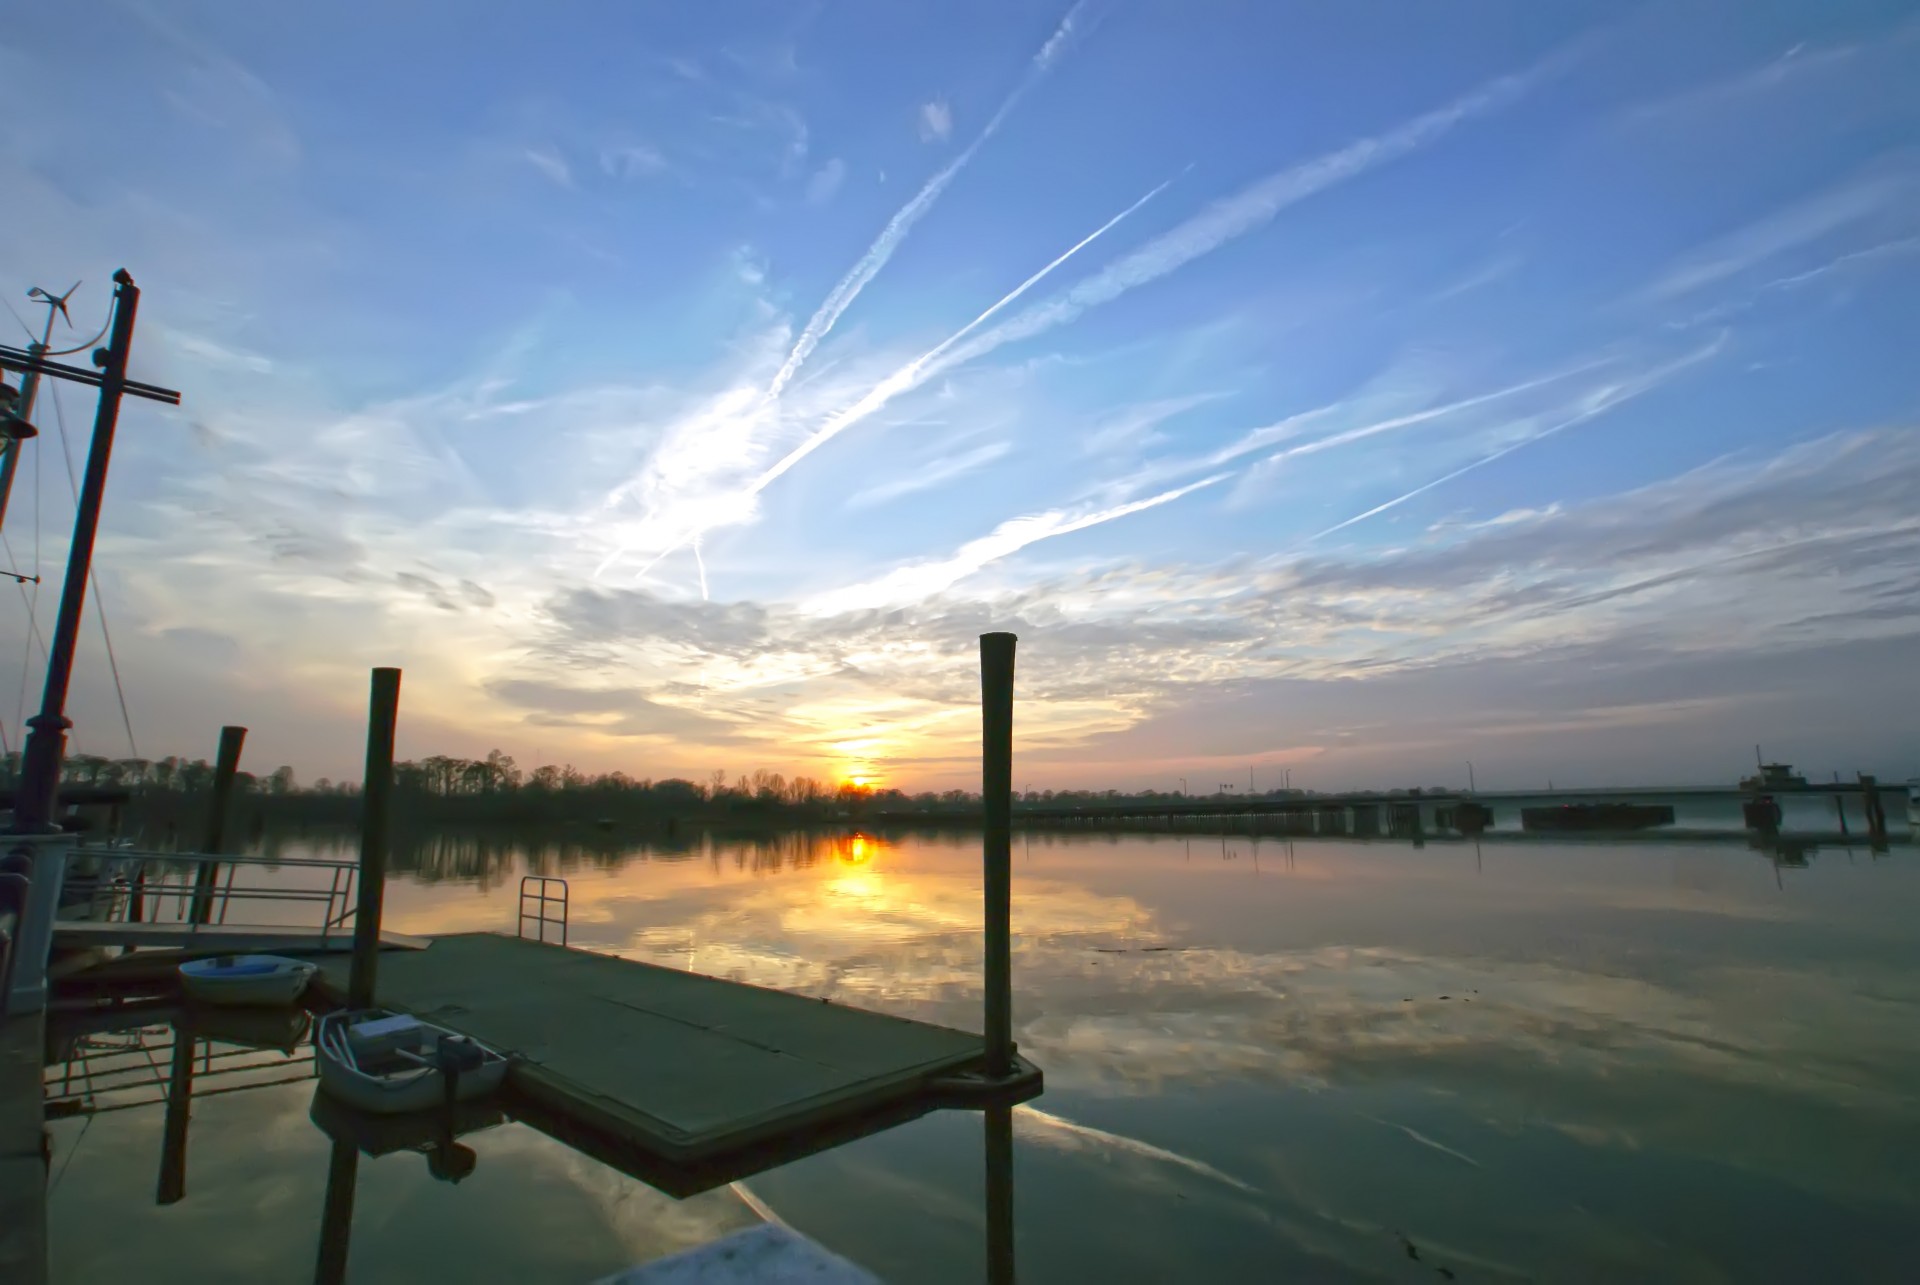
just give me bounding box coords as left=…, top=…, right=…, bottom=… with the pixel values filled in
left=298, top=932, right=1037, bottom=1168
left=2, top=638, right=1039, bottom=1281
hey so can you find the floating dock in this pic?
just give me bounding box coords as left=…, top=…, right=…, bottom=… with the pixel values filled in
left=300, top=933, right=1037, bottom=1179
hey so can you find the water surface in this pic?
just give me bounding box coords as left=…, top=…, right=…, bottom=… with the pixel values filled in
left=46, top=829, right=1920, bottom=1282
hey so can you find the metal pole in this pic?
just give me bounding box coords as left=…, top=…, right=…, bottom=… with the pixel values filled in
left=980, top=632, right=1016, bottom=1080
left=348, top=668, right=401, bottom=1008
left=188, top=726, right=247, bottom=924
left=8, top=272, right=141, bottom=834
left=1466, top=760, right=1476, bottom=793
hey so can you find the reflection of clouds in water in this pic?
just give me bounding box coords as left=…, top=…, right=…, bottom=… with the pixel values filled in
left=46, top=1077, right=759, bottom=1282
left=1016, top=1104, right=1259, bottom=1194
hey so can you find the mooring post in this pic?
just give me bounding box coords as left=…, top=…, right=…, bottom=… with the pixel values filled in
left=348, top=668, right=401, bottom=1010
left=314, top=1136, right=359, bottom=1285
left=187, top=725, right=247, bottom=925
left=980, top=632, right=1017, bottom=1081
left=1860, top=774, right=1887, bottom=843
left=985, top=1101, right=1016, bottom=1285
left=156, top=1022, right=195, bottom=1204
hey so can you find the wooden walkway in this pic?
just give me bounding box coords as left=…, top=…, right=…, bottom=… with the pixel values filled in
left=0, top=1013, right=46, bottom=1285
left=305, top=933, right=1033, bottom=1168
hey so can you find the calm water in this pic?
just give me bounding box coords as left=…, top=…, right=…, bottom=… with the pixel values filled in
left=45, top=829, right=1920, bottom=1283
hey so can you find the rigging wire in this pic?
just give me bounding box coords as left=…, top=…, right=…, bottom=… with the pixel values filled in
left=49, top=383, right=140, bottom=759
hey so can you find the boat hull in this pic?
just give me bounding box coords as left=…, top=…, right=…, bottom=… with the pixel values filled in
left=315, top=1010, right=509, bottom=1115
left=178, top=954, right=318, bottom=1006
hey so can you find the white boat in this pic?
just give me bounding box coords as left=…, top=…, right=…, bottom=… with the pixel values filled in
left=178, top=953, right=318, bottom=1006
left=314, top=1009, right=509, bottom=1115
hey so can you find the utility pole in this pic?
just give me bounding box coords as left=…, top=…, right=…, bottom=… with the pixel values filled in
left=1466, top=759, right=1477, bottom=793
left=1179, top=777, right=1187, bottom=797
left=0, top=284, right=77, bottom=533
left=3, top=271, right=181, bottom=833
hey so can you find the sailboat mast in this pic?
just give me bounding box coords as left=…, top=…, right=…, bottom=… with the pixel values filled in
left=8, top=271, right=144, bottom=833
left=0, top=287, right=70, bottom=534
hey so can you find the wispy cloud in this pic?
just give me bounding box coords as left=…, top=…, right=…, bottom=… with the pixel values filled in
left=608, top=174, right=1171, bottom=581
left=843, top=441, right=1011, bottom=509
left=1307, top=336, right=1727, bottom=543
left=918, top=99, right=953, bottom=143
left=804, top=473, right=1227, bottom=614
left=1643, top=167, right=1917, bottom=302
left=804, top=157, right=846, bottom=205
left=522, top=146, right=574, bottom=188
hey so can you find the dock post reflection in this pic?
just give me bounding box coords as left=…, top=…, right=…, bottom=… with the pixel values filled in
left=985, top=1102, right=1015, bottom=1285
left=314, top=1135, right=359, bottom=1285
left=155, top=1022, right=195, bottom=1205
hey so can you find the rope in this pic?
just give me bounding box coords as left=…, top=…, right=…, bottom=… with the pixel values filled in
left=50, top=384, right=139, bottom=758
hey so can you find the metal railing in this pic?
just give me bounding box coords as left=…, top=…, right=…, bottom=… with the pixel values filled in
left=71, top=846, right=360, bottom=933
left=44, top=1016, right=315, bottom=1118
left=517, top=875, right=569, bottom=945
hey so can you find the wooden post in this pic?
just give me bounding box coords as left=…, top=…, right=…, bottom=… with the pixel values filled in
left=980, top=632, right=1016, bottom=1081
left=314, top=1137, right=359, bottom=1284
left=985, top=1101, right=1016, bottom=1285
left=1860, top=774, right=1887, bottom=843
left=156, top=1023, right=195, bottom=1204
left=348, top=668, right=401, bottom=1010
left=187, top=725, right=247, bottom=925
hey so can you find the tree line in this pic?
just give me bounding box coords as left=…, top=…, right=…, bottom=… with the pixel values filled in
left=2, top=747, right=1346, bottom=837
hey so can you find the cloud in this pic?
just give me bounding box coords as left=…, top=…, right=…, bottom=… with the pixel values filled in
left=917, top=99, right=953, bottom=143
left=1643, top=166, right=1919, bottom=302
left=843, top=441, right=1011, bottom=509
left=522, top=146, right=574, bottom=188
left=1305, top=336, right=1726, bottom=543
left=803, top=474, right=1229, bottom=614
left=607, top=173, right=1170, bottom=582
left=804, top=157, right=846, bottom=206
left=641, top=49, right=1565, bottom=572
left=599, top=142, right=666, bottom=180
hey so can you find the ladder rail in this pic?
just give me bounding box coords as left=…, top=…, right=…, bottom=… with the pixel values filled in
left=517, top=875, right=569, bottom=946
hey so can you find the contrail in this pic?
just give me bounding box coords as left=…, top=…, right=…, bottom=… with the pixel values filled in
left=761, top=1, right=1095, bottom=404
left=931, top=50, right=1570, bottom=370
left=628, top=174, right=1169, bottom=581
left=757, top=178, right=1173, bottom=490
left=804, top=471, right=1227, bottom=614
left=1305, top=337, right=1726, bottom=544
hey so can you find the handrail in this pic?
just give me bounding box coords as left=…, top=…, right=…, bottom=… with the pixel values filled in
left=517, top=875, right=569, bottom=946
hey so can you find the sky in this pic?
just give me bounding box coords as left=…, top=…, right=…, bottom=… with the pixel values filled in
left=2, top=0, right=1918, bottom=793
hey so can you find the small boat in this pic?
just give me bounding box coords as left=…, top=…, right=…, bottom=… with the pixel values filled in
left=178, top=954, right=318, bottom=1006
left=314, top=1009, right=508, bottom=1115
left=309, top=1089, right=505, bottom=1183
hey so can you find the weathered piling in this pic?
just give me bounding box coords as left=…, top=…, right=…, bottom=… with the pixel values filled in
left=187, top=726, right=247, bottom=925
left=155, top=1024, right=195, bottom=1204
left=1860, top=774, right=1887, bottom=843
left=980, top=632, right=1016, bottom=1081
left=348, top=668, right=401, bottom=1010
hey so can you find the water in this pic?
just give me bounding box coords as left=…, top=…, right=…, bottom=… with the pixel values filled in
left=45, top=829, right=1920, bottom=1282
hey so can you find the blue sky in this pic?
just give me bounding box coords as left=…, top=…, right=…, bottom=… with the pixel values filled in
left=2, top=1, right=1917, bottom=790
